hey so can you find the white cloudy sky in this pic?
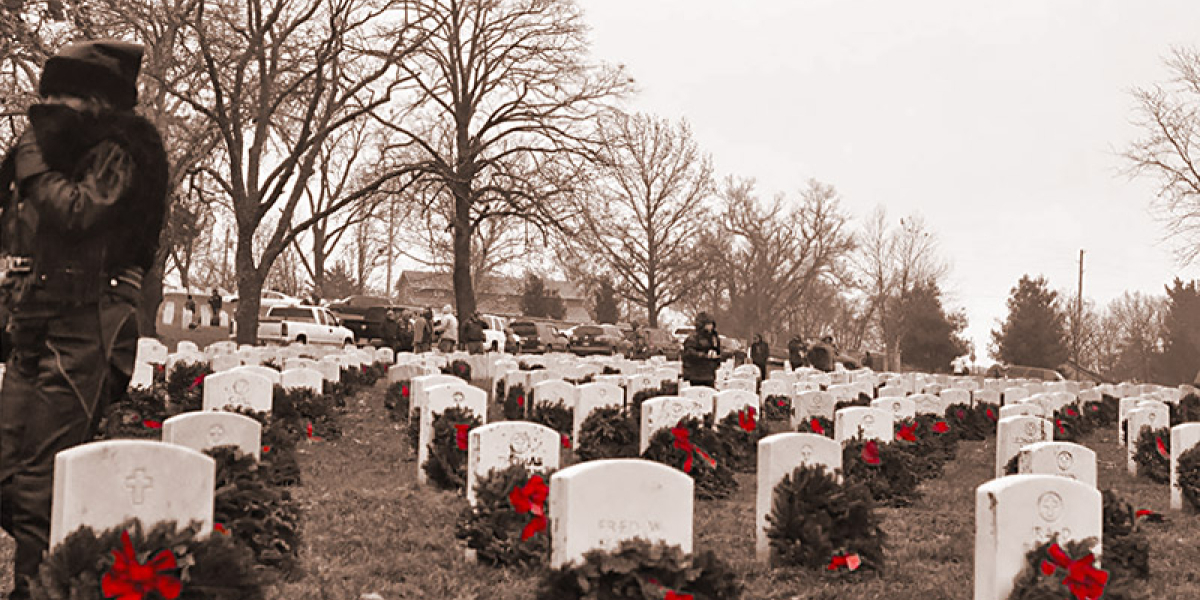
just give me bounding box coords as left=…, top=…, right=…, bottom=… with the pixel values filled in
left=580, top=0, right=1200, bottom=361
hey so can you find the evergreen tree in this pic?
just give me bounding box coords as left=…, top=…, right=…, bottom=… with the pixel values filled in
left=991, top=275, right=1068, bottom=369
left=897, top=281, right=970, bottom=373
left=520, top=273, right=567, bottom=320
left=1160, top=278, right=1200, bottom=385
left=593, top=279, right=621, bottom=324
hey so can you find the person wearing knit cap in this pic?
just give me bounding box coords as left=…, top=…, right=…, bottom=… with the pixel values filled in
left=0, top=39, right=168, bottom=600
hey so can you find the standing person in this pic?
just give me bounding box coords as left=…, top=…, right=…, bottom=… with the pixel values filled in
left=681, top=312, right=722, bottom=387
left=396, top=309, right=414, bottom=352
left=808, top=336, right=836, bottom=372
left=750, top=333, right=769, bottom=381
left=464, top=312, right=486, bottom=354
left=862, top=350, right=874, bottom=370
left=786, top=335, right=807, bottom=370
left=435, top=304, right=458, bottom=353
left=412, top=308, right=431, bottom=353
left=0, top=40, right=168, bottom=600
left=380, top=309, right=401, bottom=354
left=208, top=288, right=222, bottom=326
left=630, top=321, right=649, bottom=359
left=185, top=294, right=198, bottom=329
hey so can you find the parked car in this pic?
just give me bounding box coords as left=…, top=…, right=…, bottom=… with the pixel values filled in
left=225, top=290, right=303, bottom=312
left=510, top=320, right=569, bottom=354
left=569, top=325, right=618, bottom=356
left=326, top=295, right=401, bottom=343
left=672, top=326, right=694, bottom=344
left=479, top=314, right=509, bottom=352
left=643, top=327, right=680, bottom=360
left=256, top=305, right=355, bottom=346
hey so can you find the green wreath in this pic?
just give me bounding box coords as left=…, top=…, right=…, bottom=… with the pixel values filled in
left=206, top=446, right=302, bottom=577
left=538, top=539, right=742, bottom=600
left=641, top=416, right=738, bottom=500
left=384, top=379, right=411, bottom=422
left=795, top=415, right=834, bottom=438
left=762, top=395, right=792, bottom=421
left=30, top=519, right=265, bottom=600
left=1132, top=426, right=1171, bottom=484
left=1171, top=393, right=1200, bottom=426
left=1006, top=536, right=1135, bottom=600
left=766, top=463, right=885, bottom=572
left=529, top=399, right=574, bottom=442
left=713, top=409, right=767, bottom=473
left=841, top=439, right=924, bottom=507
left=455, top=463, right=553, bottom=567
left=423, top=406, right=484, bottom=491
left=1101, top=490, right=1150, bottom=582
left=165, top=361, right=213, bottom=413
left=574, top=406, right=639, bottom=461
left=1179, top=445, right=1200, bottom=512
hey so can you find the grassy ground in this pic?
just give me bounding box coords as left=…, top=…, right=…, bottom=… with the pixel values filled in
left=2, top=382, right=1198, bottom=599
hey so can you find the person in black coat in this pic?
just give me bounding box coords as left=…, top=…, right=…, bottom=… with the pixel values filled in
left=750, top=334, right=769, bottom=381
left=787, top=335, right=807, bottom=369
left=682, top=312, right=721, bottom=387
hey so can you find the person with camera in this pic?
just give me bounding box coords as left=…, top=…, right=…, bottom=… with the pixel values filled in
left=0, top=40, right=169, bottom=600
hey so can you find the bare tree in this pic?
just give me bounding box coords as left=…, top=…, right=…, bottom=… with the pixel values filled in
left=375, top=0, right=630, bottom=325
left=172, top=0, right=427, bottom=343
left=1102, top=291, right=1167, bottom=383
left=562, top=112, right=714, bottom=327
left=1125, top=46, right=1200, bottom=264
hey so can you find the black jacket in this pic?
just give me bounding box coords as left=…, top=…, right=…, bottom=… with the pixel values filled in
left=682, top=329, right=721, bottom=384
left=750, top=340, right=769, bottom=366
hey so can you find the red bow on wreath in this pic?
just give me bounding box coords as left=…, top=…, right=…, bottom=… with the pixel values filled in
left=738, top=406, right=757, bottom=432
left=1055, top=419, right=1067, bottom=436
left=509, top=475, right=549, bottom=540
left=1157, top=437, right=1169, bottom=459
left=142, top=419, right=162, bottom=430
left=454, top=424, right=471, bottom=450
left=861, top=440, right=881, bottom=465
left=400, top=384, right=410, bottom=399
left=306, top=422, right=322, bottom=442
left=776, top=398, right=787, bottom=407
left=895, top=422, right=918, bottom=442
left=154, top=364, right=165, bottom=373
left=1066, top=407, right=1078, bottom=417
left=1039, top=543, right=1108, bottom=600
left=561, top=434, right=571, bottom=449
left=671, top=426, right=716, bottom=473
left=189, top=374, right=205, bottom=390
left=827, top=552, right=862, bottom=571
left=955, top=409, right=966, bottom=420
left=986, top=408, right=997, bottom=422
left=101, top=530, right=182, bottom=600
left=517, top=394, right=525, bottom=407
left=933, top=421, right=950, bottom=434
left=809, top=418, right=825, bottom=435
left=665, top=591, right=693, bottom=600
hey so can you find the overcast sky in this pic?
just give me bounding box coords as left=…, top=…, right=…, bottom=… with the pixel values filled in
left=581, top=0, right=1200, bottom=361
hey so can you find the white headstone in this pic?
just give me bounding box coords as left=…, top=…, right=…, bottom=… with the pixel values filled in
left=201, top=370, right=273, bottom=413
left=1003, top=387, right=1030, bottom=404
left=680, top=385, right=717, bottom=411
left=974, top=475, right=1101, bottom=600
left=417, top=383, right=488, bottom=485
left=999, top=403, right=1046, bottom=420
left=549, top=459, right=692, bottom=568
left=640, top=397, right=709, bottom=453
left=877, top=385, right=905, bottom=398
left=1171, top=423, right=1200, bottom=511
left=50, top=440, right=215, bottom=548
left=713, top=390, right=758, bottom=422
left=177, top=341, right=200, bottom=354
left=574, top=383, right=625, bottom=448
left=834, top=407, right=893, bottom=444
left=940, top=388, right=971, bottom=408
left=794, top=391, right=834, bottom=425
left=466, top=422, right=561, bottom=506
left=826, top=383, right=860, bottom=403
left=281, top=368, right=323, bottom=393
left=759, top=379, right=790, bottom=402
left=137, top=338, right=169, bottom=365
left=410, top=374, right=465, bottom=417
left=871, top=396, right=916, bottom=422
left=1017, top=441, right=1097, bottom=487
left=755, top=433, right=841, bottom=561
left=717, top=377, right=756, bottom=394
left=995, top=416, right=1054, bottom=478
left=974, top=389, right=1001, bottom=407
left=314, top=358, right=341, bottom=383
left=162, top=411, right=263, bottom=460
left=1126, top=404, right=1170, bottom=474
left=911, top=393, right=949, bottom=416
left=533, top=379, right=579, bottom=408
left=210, top=354, right=242, bottom=373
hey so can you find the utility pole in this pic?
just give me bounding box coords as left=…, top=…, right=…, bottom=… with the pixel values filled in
left=1075, top=249, right=1085, bottom=366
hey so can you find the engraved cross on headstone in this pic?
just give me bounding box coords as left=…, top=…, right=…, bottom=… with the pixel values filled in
left=125, top=469, right=153, bottom=505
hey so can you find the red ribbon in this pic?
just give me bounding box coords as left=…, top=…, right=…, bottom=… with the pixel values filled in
left=1157, top=437, right=1169, bottom=459
left=776, top=398, right=787, bottom=407
left=561, top=434, right=571, bottom=449
left=154, top=364, right=165, bottom=372
left=671, top=426, right=716, bottom=473
left=142, top=419, right=162, bottom=430
left=455, top=424, right=471, bottom=450
left=306, top=422, right=323, bottom=442
left=1066, top=407, right=1078, bottom=417
left=101, top=530, right=182, bottom=600
left=933, top=421, right=950, bottom=434
left=517, top=394, right=525, bottom=407
left=862, top=440, right=881, bottom=465
left=400, top=384, right=410, bottom=398
left=827, top=552, right=862, bottom=571
left=809, top=418, right=825, bottom=435
left=1056, top=419, right=1067, bottom=436
left=986, top=408, right=997, bottom=421
left=1135, top=509, right=1158, bottom=519
left=1039, top=543, right=1108, bottom=600
left=738, top=406, right=757, bottom=432
left=665, top=591, right=693, bottom=600
left=1089, top=405, right=1099, bottom=412
left=895, top=422, right=918, bottom=442
left=509, top=475, right=549, bottom=540
left=189, top=374, right=205, bottom=390
left=262, top=445, right=271, bottom=454
left=214, top=523, right=229, bottom=535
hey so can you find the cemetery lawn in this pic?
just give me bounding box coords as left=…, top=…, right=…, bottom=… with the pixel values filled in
left=2, top=383, right=1199, bottom=599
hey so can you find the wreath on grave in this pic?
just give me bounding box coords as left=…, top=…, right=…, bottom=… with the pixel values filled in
left=1080, top=401, right=1107, bottom=430
left=763, top=395, right=792, bottom=421
left=1006, top=537, right=1134, bottom=600
left=455, top=463, right=553, bottom=568
left=765, top=463, right=885, bottom=573
left=529, top=400, right=574, bottom=446
left=1179, top=445, right=1200, bottom=512
left=504, top=384, right=528, bottom=421
left=165, top=361, right=213, bottom=413
left=407, top=410, right=422, bottom=454
left=363, top=361, right=388, bottom=385
left=1049, top=405, right=1088, bottom=442
left=442, top=359, right=472, bottom=382
left=946, top=402, right=996, bottom=441
left=1132, top=426, right=1171, bottom=484
left=384, top=380, right=411, bottom=422
left=713, top=407, right=767, bottom=473
left=795, top=416, right=834, bottom=438
left=641, top=417, right=738, bottom=500
left=226, top=408, right=302, bottom=488
left=888, top=419, right=943, bottom=482
left=1095, top=395, right=1121, bottom=428
left=424, top=406, right=484, bottom=491
left=1100, top=490, right=1150, bottom=583
left=99, top=384, right=172, bottom=440
left=205, top=446, right=302, bottom=577
left=841, top=439, right=923, bottom=507
left=574, top=406, right=639, bottom=461
left=1171, top=393, right=1200, bottom=426
left=30, top=519, right=265, bottom=600
left=538, top=539, right=742, bottom=600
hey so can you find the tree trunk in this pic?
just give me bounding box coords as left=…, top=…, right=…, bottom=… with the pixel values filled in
left=137, top=250, right=168, bottom=338
left=234, top=236, right=265, bottom=346
left=452, top=188, right=476, bottom=325
left=311, top=228, right=327, bottom=297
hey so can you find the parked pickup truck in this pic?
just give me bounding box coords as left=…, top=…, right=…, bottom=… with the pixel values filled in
left=257, top=305, right=355, bottom=346
left=326, top=295, right=400, bottom=343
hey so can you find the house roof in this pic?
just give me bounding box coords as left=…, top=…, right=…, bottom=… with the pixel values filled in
left=398, top=270, right=585, bottom=300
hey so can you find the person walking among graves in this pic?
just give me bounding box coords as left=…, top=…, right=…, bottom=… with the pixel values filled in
left=682, top=312, right=721, bottom=387
left=435, top=304, right=459, bottom=353
left=185, top=294, right=199, bottom=329
left=208, top=287, right=222, bottom=326
left=0, top=40, right=168, bottom=600
left=862, top=350, right=874, bottom=370
left=381, top=308, right=402, bottom=354
left=787, top=334, right=807, bottom=370
left=413, top=308, right=432, bottom=353
left=464, top=312, right=486, bottom=354
left=750, top=333, right=769, bottom=381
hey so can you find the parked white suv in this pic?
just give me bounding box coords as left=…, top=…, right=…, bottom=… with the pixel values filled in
left=480, top=314, right=508, bottom=352
left=256, top=305, right=355, bottom=346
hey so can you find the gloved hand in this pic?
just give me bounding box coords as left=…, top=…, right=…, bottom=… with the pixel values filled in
left=13, top=129, right=51, bottom=183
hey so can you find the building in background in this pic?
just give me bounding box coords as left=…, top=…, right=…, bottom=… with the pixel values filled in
left=395, top=270, right=590, bottom=323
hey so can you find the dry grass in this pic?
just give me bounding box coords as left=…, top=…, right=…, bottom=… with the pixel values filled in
left=2, top=384, right=1198, bottom=599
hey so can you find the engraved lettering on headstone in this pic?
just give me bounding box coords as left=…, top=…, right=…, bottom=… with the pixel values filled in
left=125, top=469, right=153, bottom=505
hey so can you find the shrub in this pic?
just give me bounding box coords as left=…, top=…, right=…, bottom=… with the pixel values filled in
left=1132, top=426, right=1171, bottom=484
left=455, top=463, right=553, bottom=567
left=641, top=417, right=738, bottom=500
left=841, top=439, right=924, bottom=507
left=1179, top=445, right=1200, bottom=512
left=206, top=446, right=301, bottom=577
left=713, top=408, right=767, bottom=473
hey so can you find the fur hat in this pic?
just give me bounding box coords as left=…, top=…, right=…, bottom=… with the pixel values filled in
left=39, top=40, right=144, bottom=109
